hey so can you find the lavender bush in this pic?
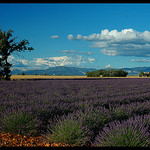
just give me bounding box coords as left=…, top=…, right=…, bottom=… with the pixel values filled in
left=74, top=106, right=111, bottom=142
left=94, top=115, right=150, bottom=147
left=110, top=104, right=132, bottom=121
left=45, top=114, right=91, bottom=146
left=1, top=109, right=37, bottom=136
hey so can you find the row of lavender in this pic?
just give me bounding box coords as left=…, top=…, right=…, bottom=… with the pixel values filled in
left=0, top=78, right=150, bottom=146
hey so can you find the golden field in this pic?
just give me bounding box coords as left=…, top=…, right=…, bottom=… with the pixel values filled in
left=10, top=75, right=141, bottom=80
left=11, top=75, right=88, bottom=80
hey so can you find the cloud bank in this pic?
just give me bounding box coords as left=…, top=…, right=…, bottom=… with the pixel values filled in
left=130, top=58, right=150, bottom=63
left=8, top=55, right=95, bottom=71
left=68, top=29, right=150, bottom=57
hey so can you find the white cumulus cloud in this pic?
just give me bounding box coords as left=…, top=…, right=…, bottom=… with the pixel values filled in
left=130, top=58, right=150, bottom=62
left=106, top=64, right=111, bottom=68
left=57, top=50, right=94, bottom=55
left=50, top=35, right=60, bottom=39
left=87, top=57, right=95, bottom=63
left=68, top=29, right=150, bottom=57
left=67, top=34, right=74, bottom=40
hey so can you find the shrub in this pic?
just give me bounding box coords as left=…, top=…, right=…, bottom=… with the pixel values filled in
left=75, top=106, right=111, bottom=141
left=45, top=114, right=90, bottom=146
left=110, top=104, right=132, bottom=121
left=130, top=101, right=150, bottom=115
left=1, top=111, right=37, bottom=136
left=21, top=72, right=25, bottom=75
left=93, top=115, right=150, bottom=147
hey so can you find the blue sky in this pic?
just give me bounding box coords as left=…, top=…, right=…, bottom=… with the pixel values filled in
left=1, top=3, right=150, bottom=70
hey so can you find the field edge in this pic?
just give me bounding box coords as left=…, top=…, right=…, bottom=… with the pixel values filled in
left=10, top=75, right=143, bottom=80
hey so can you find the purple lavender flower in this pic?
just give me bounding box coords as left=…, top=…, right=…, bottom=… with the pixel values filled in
left=93, top=115, right=150, bottom=147
left=1, top=108, right=38, bottom=136
left=45, top=113, right=91, bottom=146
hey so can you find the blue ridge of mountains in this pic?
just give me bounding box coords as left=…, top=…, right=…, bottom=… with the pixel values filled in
left=122, top=67, right=150, bottom=75
left=11, top=66, right=150, bottom=76
left=11, top=66, right=97, bottom=76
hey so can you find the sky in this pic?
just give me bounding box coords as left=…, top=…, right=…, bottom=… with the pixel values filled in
left=1, top=3, right=150, bottom=70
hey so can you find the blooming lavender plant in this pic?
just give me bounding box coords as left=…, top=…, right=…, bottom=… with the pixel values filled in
left=74, top=106, right=111, bottom=141
left=1, top=108, right=37, bottom=136
left=93, top=115, right=150, bottom=147
left=110, top=104, right=132, bottom=121
left=45, top=113, right=91, bottom=146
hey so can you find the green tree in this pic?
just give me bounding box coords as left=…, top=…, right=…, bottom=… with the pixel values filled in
left=86, top=69, right=128, bottom=77
left=0, top=29, right=34, bottom=80
left=139, top=71, right=144, bottom=77
left=21, top=72, right=25, bottom=75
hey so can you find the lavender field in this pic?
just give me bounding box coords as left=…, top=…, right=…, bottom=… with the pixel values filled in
left=0, top=78, right=150, bottom=147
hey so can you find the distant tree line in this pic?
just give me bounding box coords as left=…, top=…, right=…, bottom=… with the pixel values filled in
left=18, top=73, right=48, bottom=76
left=86, top=69, right=128, bottom=77
left=139, top=71, right=150, bottom=77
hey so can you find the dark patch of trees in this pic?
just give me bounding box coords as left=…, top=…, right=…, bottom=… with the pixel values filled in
left=86, top=69, right=128, bottom=77
left=139, top=71, right=150, bottom=77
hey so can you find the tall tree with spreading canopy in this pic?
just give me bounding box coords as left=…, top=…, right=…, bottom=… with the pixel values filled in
left=0, top=29, right=34, bottom=80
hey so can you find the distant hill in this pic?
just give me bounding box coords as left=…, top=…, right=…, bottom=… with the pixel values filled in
left=122, top=67, right=150, bottom=75
left=11, top=66, right=150, bottom=76
left=11, top=66, right=97, bottom=76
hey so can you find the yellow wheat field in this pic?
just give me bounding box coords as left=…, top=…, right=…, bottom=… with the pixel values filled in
left=10, top=75, right=141, bottom=80
left=11, top=75, right=88, bottom=80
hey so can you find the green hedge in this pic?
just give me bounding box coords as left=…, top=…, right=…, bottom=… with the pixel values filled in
left=86, top=69, right=128, bottom=77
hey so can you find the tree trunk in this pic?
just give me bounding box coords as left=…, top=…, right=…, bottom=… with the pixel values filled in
left=4, top=57, right=11, bottom=80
